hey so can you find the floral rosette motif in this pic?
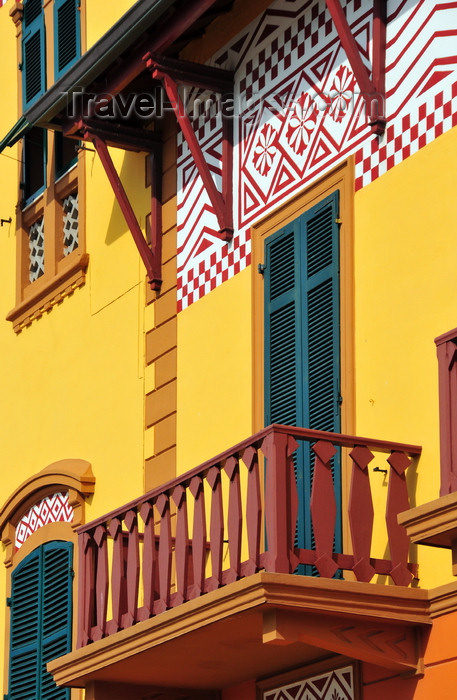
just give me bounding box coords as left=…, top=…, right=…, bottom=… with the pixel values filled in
left=286, top=92, right=317, bottom=155
left=329, top=65, right=357, bottom=122
left=253, top=122, right=279, bottom=176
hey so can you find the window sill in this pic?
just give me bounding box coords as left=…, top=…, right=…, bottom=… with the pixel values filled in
left=6, top=252, right=89, bottom=333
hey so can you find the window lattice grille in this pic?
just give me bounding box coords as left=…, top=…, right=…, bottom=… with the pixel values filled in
left=29, top=217, right=45, bottom=282
left=62, top=191, right=79, bottom=256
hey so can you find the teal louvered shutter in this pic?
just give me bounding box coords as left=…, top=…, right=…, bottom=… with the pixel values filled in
left=8, top=542, right=73, bottom=700
left=54, top=0, right=80, bottom=80
left=22, top=0, right=46, bottom=109
left=41, top=543, right=72, bottom=699
left=9, top=549, right=41, bottom=700
left=264, top=191, right=341, bottom=568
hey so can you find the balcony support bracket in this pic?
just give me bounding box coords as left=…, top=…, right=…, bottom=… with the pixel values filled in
left=325, top=0, right=386, bottom=135
left=144, top=53, right=234, bottom=241
left=80, top=124, right=162, bottom=290
left=263, top=609, right=423, bottom=674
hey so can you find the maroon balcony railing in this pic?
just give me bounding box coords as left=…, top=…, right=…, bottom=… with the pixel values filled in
left=77, top=425, right=421, bottom=647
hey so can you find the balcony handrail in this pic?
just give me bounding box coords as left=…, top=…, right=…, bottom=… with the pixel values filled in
left=77, top=425, right=421, bottom=647
left=78, top=424, right=421, bottom=534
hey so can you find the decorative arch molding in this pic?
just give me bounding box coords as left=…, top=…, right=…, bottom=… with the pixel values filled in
left=0, top=459, right=95, bottom=568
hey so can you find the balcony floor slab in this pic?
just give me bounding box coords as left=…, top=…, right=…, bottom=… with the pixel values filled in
left=49, top=572, right=431, bottom=691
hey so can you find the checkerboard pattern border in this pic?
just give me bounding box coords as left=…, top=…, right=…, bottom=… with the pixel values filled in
left=176, top=0, right=457, bottom=312
left=355, top=80, right=457, bottom=190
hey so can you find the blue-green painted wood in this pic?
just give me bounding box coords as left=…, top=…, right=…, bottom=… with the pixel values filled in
left=22, top=0, right=46, bottom=109
left=264, top=192, right=341, bottom=572
left=8, top=542, right=73, bottom=700
left=54, top=0, right=81, bottom=80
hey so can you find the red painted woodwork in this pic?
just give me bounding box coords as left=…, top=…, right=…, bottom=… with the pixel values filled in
left=243, top=446, right=262, bottom=576
left=325, top=0, right=386, bottom=134
left=348, top=445, right=376, bottom=582
left=77, top=425, right=421, bottom=647
left=156, top=493, right=172, bottom=613
left=311, top=441, right=338, bottom=578
left=92, top=524, right=108, bottom=642
left=106, top=517, right=125, bottom=635
left=145, top=58, right=234, bottom=240
left=435, top=329, right=457, bottom=495
left=172, top=485, right=189, bottom=605
left=122, top=510, right=140, bottom=628
left=225, top=456, right=242, bottom=583
left=207, top=466, right=224, bottom=591
left=138, top=502, right=157, bottom=621
left=86, top=131, right=162, bottom=290
left=386, top=451, right=413, bottom=586
left=189, top=476, right=207, bottom=599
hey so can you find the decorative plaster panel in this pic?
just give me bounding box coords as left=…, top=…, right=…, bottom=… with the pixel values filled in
left=262, top=665, right=356, bottom=700
left=15, top=491, right=74, bottom=549
left=176, top=0, right=457, bottom=311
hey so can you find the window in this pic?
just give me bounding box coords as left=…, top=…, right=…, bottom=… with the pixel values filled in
left=7, top=0, right=86, bottom=332
left=263, top=192, right=342, bottom=563
left=7, top=541, right=73, bottom=700
left=22, top=0, right=80, bottom=108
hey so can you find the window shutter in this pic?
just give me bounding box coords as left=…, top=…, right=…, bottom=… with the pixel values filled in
left=264, top=223, right=301, bottom=428
left=9, top=550, right=41, bottom=700
left=54, top=0, right=80, bottom=79
left=302, top=193, right=341, bottom=434
left=8, top=542, right=72, bottom=700
left=22, top=0, right=46, bottom=109
left=264, top=192, right=341, bottom=566
left=41, top=542, right=72, bottom=699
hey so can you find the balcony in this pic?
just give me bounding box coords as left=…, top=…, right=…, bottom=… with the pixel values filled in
left=49, top=425, right=431, bottom=695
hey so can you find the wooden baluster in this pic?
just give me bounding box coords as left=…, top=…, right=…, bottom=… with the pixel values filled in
left=386, top=451, right=413, bottom=586
left=78, top=531, right=94, bottom=647
left=206, top=466, right=224, bottom=591
left=107, top=516, right=125, bottom=634
left=243, top=446, right=261, bottom=575
left=92, top=524, right=108, bottom=641
left=189, top=475, right=207, bottom=598
left=286, top=438, right=299, bottom=568
left=155, top=493, right=172, bottom=613
left=122, top=509, right=140, bottom=628
left=262, top=430, right=299, bottom=573
left=138, top=501, right=156, bottom=621
left=172, top=484, right=189, bottom=605
left=311, top=440, right=338, bottom=578
left=224, top=455, right=242, bottom=582
left=348, top=445, right=376, bottom=582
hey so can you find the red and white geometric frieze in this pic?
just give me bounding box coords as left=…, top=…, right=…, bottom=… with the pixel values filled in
left=15, top=491, right=73, bottom=549
left=263, top=665, right=356, bottom=700
left=176, top=0, right=457, bottom=310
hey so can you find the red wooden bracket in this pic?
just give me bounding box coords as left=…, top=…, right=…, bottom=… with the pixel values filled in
left=145, top=54, right=234, bottom=241
left=325, top=0, right=386, bottom=135
left=84, top=129, right=162, bottom=290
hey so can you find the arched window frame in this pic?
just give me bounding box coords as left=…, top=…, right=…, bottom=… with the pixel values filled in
left=0, top=460, right=95, bottom=700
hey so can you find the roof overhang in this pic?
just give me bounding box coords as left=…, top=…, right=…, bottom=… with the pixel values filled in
left=0, top=0, right=224, bottom=151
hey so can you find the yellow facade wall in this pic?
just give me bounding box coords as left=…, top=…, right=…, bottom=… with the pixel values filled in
left=354, top=125, right=457, bottom=588
left=85, top=0, right=134, bottom=51
left=0, top=5, right=149, bottom=534
left=176, top=267, right=252, bottom=471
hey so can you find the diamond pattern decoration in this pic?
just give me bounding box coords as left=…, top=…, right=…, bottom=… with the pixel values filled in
left=15, top=491, right=74, bottom=549
left=176, top=0, right=457, bottom=311
left=62, top=191, right=79, bottom=256
left=29, top=216, right=45, bottom=282
left=263, top=665, right=355, bottom=700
